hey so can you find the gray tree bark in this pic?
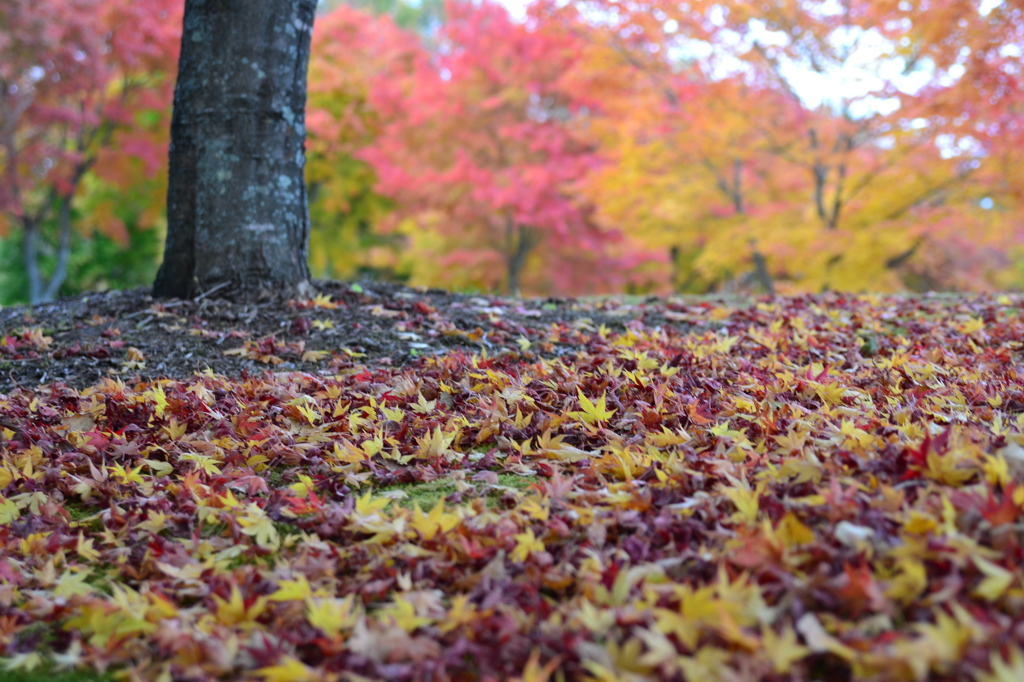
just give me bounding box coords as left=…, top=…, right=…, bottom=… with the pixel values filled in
left=154, top=0, right=317, bottom=301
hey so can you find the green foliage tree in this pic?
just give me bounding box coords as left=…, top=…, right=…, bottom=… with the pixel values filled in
left=0, top=178, right=163, bottom=306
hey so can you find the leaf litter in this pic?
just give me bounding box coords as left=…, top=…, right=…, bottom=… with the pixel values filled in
left=0, top=288, right=1023, bottom=680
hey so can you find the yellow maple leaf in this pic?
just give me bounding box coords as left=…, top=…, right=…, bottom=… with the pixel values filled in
left=65, top=603, right=156, bottom=646
left=137, top=511, right=170, bottom=535
left=959, top=316, right=985, bottom=335
left=380, top=405, right=405, bottom=423
left=677, top=646, right=732, bottom=681
left=654, top=591, right=713, bottom=649
left=306, top=595, right=358, bottom=637
left=762, top=624, right=810, bottom=673
left=511, top=528, right=544, bottom=562
left=982, top=453, right=1011, bottom=488
left=635, top=627, right=679, bottom=669
left=903, top=510, right=939, bottom=535
left=109, top=462, right=144, bottom=485
left=301, top=349, right=329, bottom=363
left=142, top=458, right=174, bottom=477
left=814, top=382, right=847, bottom=407
left=511, top=649, right=561, bottom=682
left=721, top=477, right=764, bottom=525
left=775, top=512, right=815, bottom=547
left=181, top=452, right=222, bottom=476
left=76, top=532, right=101, bottom=561
left=270, top=575, right=313, bottom=602
left=924, top=450, right=975, bottom=486
left=648, top=426, right=691, bottom=447
left=977, top=647, right=1024, bottom=682
left=150, top=385, right=168, bottom=417
left=289, top=474, right=316, bottom=498
left=257, top=656, right=319, bottom=682
left=886, top=558, right=928, bottom=604
left=1, top=652, right=45, bottom=672
left=439, top=594, right=478, bottom=634
left=354, top=490, right=391, bottom=517
left=410, top=499, right=460, bottom=541
left=911, top=608, right=978, bottom=665
left=0, top=497, right=20, bottom=525
left=570, top=389, right=616, bottom=426
left=163, top=418, right=187, bottom=440
left=376, top=595, right=432, bottom=632
left=238, top=505, right=280, bottom=549
left=973, top=556, right=1015, bottom=601
left=213, top=585, right=268, bottom=627
left=54, top=569, right=94, bottom=599
left=0, top=465, right=14, bottom=490
left=517, top=496, right=550, bottom=522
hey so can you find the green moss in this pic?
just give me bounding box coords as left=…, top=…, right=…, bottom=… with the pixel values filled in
left=495, top=473, right=534, bottom=490
left=485, top=474, right=536, bottom=508
left=376, top=472, right=536, bottom=510
left=859, top=335, right=880, bottom=356
left=224, top=551, right=277, bottom=571
left=62, top=502, right=103, bottom=532
left=0, top=663, right=111, bottom=682
left=378, top=478, right=458, bottom=510
left=273, top=521, right=297, bottom=537
left=265, top=467, right=289, bottom=489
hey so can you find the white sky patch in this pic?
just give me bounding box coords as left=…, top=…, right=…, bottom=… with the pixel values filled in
left=496, top=0, right=958, bottom=118
left=702, top=20, right=935, bottom=116
left=500, top=0, right=528, bottom=21
left=980, top=0, right=1004, bottom=15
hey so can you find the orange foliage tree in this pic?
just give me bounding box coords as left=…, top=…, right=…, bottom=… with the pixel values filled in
left=538, top=0, right=1024, bottom=293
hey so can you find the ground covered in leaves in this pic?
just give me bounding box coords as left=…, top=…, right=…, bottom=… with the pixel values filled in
left=0, top=280, right=693, bottom=393
left=1, top=287, right=1024, bottom=681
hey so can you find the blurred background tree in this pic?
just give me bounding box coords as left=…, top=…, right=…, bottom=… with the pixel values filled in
left=319, top=0, right=446, bottom=35
left=0, top=0, right=180, bottom=305
left=361, top=0, right=658, bottom=295
left=2, top=0, right=1022, bottom=303
left=305, top=5, right=418, bottom=285
left=537, top=0, right=1024, bottom=293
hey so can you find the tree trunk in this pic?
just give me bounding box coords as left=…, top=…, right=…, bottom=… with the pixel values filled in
left=750, top=248, right=775, bottom=295
left=21, top=216, right=43, bottom=306
left=41, top=194, right=74, bottom=303
left=504, top=216, right=536, bottom=297
left=154, top=0, right=317, bottom=301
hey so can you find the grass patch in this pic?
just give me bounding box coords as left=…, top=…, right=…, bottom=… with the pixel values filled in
left=0, top=664, right=110, bottom=682
left=265, top=467, right=289, bottom=489
left=378, top=478, right=458, bottom=509
left=377, top=472, right=536, bottom=510
left=495, top=473, right=535, bottom=490
left=63, top=501, right=102, bottom=527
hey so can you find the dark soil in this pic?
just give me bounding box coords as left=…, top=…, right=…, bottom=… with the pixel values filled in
left=0, top=279, right=710, bottom=393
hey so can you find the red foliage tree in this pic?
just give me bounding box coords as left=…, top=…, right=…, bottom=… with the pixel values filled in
left=362, top=0, right=649, bottom=296
left=0, top=0, right=181, bottom=304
